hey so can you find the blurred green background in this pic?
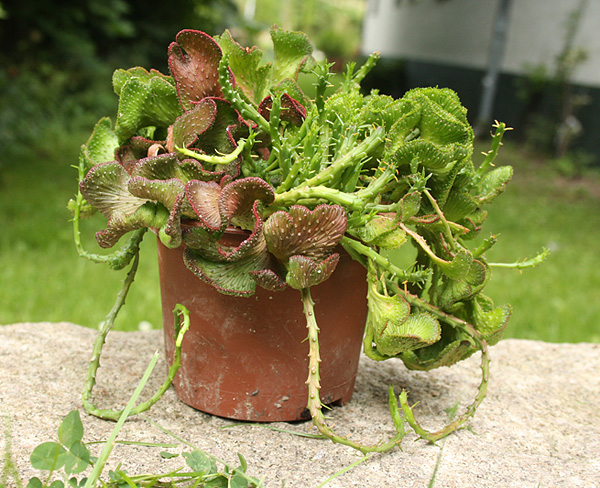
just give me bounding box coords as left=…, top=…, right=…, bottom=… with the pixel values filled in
left=1, top=0, right=599, bottom=343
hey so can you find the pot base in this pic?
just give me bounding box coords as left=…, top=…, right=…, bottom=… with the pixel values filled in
left=157, top=237, right=367, bottom=422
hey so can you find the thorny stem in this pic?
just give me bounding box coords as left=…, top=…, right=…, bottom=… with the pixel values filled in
left=82, top=252, right=139, bottom=418
left=361, top=326, right=389, bottom=362
left=314, top=62, right=335, bottom=120
left=354, top=165, right=396, bottom=201
left=342, top=51, right=381, bottom=90
left=475, top=120, right=512, bottom=182
left=488, top=247, right=550, bottom=268
left=218, top=54, right=270, bottom=135
left=340, top=236, right=429, bottom=283
left=302, top=287, right=406, bottom=454
left=472, top=235, right=498, bottom=259
left=271, top=165, right=395, bottom=211
left=321, top=244, right=490, bottom=448
left=272, top=185, right=362, bottom=210
left=399, top=223, right=460, bottom=271
left=274, top=126, right=385, bottom=196
left=83, top=350, right=162, bottom=488
left=389, top=283, right=491, bottom=443
left=82, top=255, right=190, bottom=421
left=423, top=189, right=457, bottom=251
left=276, top=154, right=304, bottom=193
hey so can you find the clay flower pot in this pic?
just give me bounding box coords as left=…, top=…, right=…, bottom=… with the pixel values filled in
left=156, top=230, right=368, bottom=422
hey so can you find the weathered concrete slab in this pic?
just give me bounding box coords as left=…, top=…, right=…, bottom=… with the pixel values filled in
left=1, top=322, right=599, bottom=487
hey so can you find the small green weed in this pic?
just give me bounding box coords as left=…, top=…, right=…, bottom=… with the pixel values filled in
left=2, top=416, right=23, bottom=488
left=25, top=410, right=261, bottom=488
left=23, top=334, right=262, bottom=488
left=27, top=411, right=92, bottom=488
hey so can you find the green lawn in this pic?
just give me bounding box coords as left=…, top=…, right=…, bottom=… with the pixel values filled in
left=1, top=132, right=599, bottom=343
left=468, top=142, right=600, bottom=343
left=0, top=133, right=163, bottom=330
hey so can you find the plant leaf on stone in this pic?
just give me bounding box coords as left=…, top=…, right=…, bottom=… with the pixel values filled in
left=183, top=450, right=218, bottom=476
left=28, top=411, right=93, bottom=486
left=26, top=477, right=44, bottom=488
left=57, top=411, right=84, bottom=448
left=63, top=441, right=91, bottom=476
left=55, top=411, right=92, bottom=475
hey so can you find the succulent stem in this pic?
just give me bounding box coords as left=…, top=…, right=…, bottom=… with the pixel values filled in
left=399, top=223, right=458, bottom=270
left=301, top=287, right=406, bottom=454
left=174, top=134, right=254, bottom=165
left=271, top=165, right=395, bottom=211
left=342, top=51, right=381, bottom=90
left=340, top=236, right=429, bottom=284
left=474, top=120, right=511, bottom=182
left=398, top=327, right=489, bottom=443
left=82, top=255, right=190, bottom=421
left=488, top=247, right=550, bottom=268
left=218, top=53, right=270, bottom=135
left=275, top=125, right=384, bottom=195
left=423, top=189, right=457, bottom=251
left=389, top=283, right=491, bottom=442
left=271, top=185, right=361, bottom=210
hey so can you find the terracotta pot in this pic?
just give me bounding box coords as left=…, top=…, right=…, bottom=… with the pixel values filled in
left=157, top=228, right=368, bottom=422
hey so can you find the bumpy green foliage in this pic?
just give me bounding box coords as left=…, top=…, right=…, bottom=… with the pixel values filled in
left=75, top=24, right=516, bottom=370
left=73, top=27, right=544, bottom=453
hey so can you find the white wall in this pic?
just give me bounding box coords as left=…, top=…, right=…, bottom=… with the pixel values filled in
left=362, top=0, right=600, bottom=87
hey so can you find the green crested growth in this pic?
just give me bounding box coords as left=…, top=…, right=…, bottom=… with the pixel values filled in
left=71, top=27, right=546, bottom=453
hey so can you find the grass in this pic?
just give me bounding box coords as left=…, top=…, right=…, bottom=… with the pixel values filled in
left=471, top=142, right=600, bottom=343
left=1, top=127, right=599, bottom=343
left=0, top=129, right=163, bottom=330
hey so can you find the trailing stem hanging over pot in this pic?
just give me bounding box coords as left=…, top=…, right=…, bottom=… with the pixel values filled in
left=72, top=26, right=547, bottom=452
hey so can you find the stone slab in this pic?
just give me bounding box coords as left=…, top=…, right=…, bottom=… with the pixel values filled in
left=1, top=323, right=599, bottom=487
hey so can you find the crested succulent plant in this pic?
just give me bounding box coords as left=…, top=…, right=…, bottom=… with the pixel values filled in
left=72, top=27, right=546, bottom=452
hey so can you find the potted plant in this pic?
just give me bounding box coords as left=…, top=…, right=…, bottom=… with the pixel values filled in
left=71, top=27, right=545, bottom=453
